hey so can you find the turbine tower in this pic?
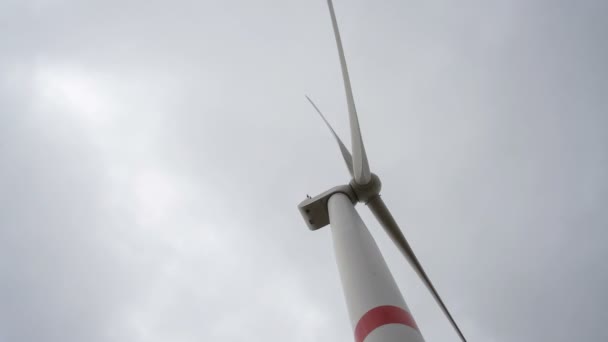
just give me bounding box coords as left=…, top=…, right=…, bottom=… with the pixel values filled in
left=298, top=1, right=467, bottom=341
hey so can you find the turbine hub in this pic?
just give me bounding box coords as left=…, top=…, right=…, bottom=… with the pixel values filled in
left=350, top=173, right=382, bottom=204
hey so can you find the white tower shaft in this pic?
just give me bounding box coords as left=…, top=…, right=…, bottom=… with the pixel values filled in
left=328, top=193, right=425, bottom=342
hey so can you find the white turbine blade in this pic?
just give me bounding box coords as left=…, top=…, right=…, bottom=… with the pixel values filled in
left=367, top=195, right=468, bottom=342
left=326, top=0, right=371, bottom=185
left=306, top=95, right=354, bottom=177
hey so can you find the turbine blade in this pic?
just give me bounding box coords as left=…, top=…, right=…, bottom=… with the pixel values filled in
left=326, top=0, right=371, bottom=185
left=306, top=95, right=354, bottom=177
left=367, top=195, right=467, bottom=342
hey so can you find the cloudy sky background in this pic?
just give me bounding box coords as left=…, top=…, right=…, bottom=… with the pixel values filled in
left=1, top=0, right=607, bottom=341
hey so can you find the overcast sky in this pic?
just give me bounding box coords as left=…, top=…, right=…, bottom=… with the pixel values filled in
left=1, top=0, right=607, bottom=341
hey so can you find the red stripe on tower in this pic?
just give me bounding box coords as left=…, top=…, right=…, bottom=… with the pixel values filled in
left=354, top=305, right=419, bottom=342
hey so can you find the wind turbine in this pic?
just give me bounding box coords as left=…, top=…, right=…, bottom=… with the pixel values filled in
left=298, top=1, right=467, bottom=341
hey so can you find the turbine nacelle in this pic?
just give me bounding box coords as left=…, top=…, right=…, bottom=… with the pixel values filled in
left=297, top=173, right=381, bottom=232
left=298, top=185, right=356, bottom=231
